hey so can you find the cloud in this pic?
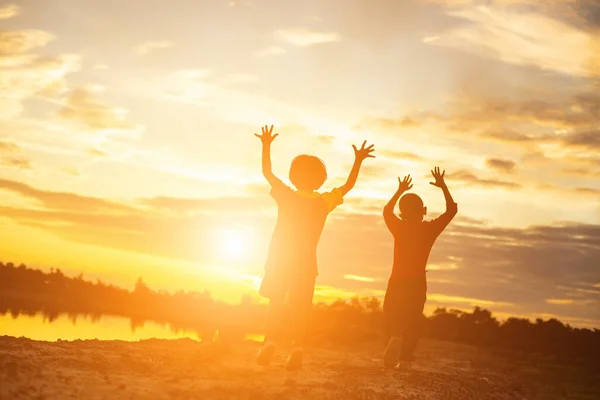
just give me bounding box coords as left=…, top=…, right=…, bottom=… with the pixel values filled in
left=379, top=150, right=423, bottom=161
left=88, top=148, right=108, bottom=157
left=277, top=28, right=341, bottom=46
left=0, top=179, right=136, bottom=213
left=0, top=30, right=80, bottom=118
left=485, top=158, right=516, bottom=173
left=254, top=46, right=286, bottom=58
left=425, top=5, right=597, bottom=77
left=546, top=299, right=575, bottom=305
left=135, top=41, right=174, bottom=56
left=359, top=116, right=423, bottom=130
left=0, top=30, right=55, bottom=54
left=344, top=274, right=376, bottom=283
left=448, top=169, right=521, bottom=189
left=58, top=85, right=142, bottom=134
left=0, top=141, right=31, bottom=170
left=0, top=4, right=19, bottom=19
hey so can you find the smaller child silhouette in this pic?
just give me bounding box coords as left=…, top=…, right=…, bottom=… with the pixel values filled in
left=254, top=125, right=374, bottom=370
left=382, top=167, right=457, bottom=370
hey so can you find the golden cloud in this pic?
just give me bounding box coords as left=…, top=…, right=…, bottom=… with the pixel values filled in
left=0, top=141, right=31, bottom=170
left=135, top=41, right=174, bottom=56
left=277, top=28, right=341, bottom=46
left=58, top=85, right=141, bottom=134
left=0, top=4, right=19, bottom=19
left=0, top=30, right=55, bottom=54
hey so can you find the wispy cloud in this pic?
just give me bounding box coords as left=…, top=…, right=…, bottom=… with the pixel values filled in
left=0, top=30, right=80, bottom=118
left=0, top=30, right=55, bottom=54
left=426, top=5, right=597, bottom=76
left=344, top=274, right=376, bottom=283
left=448, top=169, right=521, bottom=189
left=277, top=28, right=341, bottom=46
left=0, top=4, right=19, bottom=19
left=0, top=141, right=31, bottom=170
left=58, top=85, right=143, bottom=135
left=254, top=46, right=286, bottom=58
left=485, top=158, right=516, bottom=173
left=135, top=40, right=174, bottom=56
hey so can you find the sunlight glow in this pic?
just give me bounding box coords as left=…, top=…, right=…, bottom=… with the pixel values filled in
left=218, top=227, right=252, bottom=261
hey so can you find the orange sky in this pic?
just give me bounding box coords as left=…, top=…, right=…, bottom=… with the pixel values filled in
left=0, top=0, right=599, bottom=328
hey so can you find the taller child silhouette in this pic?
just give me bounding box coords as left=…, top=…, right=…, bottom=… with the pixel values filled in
left=254, top=125, right=375, bottom=370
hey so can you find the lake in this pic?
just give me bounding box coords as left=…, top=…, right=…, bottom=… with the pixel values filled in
left=0, top=312, right=265, bottom=342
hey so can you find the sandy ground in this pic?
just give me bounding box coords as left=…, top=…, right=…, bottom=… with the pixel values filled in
left=0, top=336, right=598, bottom=400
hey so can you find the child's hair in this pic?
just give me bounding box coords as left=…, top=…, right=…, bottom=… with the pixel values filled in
left=289, top=155, right=327, bottom=191
left=399, top=193, right=425, bottom=219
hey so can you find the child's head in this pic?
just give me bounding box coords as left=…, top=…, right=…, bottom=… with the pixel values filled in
left=289, top=155, right=327, bottom=191
left=399, top=193, right=427, bottom=221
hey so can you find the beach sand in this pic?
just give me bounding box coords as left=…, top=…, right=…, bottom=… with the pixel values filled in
left=0, top=336, right=597, bottom=400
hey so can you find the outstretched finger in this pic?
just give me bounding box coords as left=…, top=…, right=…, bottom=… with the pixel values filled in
left=272, top=133, right=279, bottom=140
left=361, top=140, right=367, bottom=149
left=254, top=133, right=261, bottom=138
left=366, top=144, right=374, bottom=150
left=430, top=182, right=436, bottom=186
left=442, top=170, right=446, bottom=177
left=408, top=184, right=413, bottom=190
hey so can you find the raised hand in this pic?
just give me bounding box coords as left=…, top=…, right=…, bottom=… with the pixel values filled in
left=352, top=140, right=375, bottom=161
left=430, top=166, right=446, bottom=188
left=398, top=174, right=413, bottom=192
left=254, top=125, right=279, bottom=145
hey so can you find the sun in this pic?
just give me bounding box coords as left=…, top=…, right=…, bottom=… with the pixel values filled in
left=218, top=228, right=251, bottom=260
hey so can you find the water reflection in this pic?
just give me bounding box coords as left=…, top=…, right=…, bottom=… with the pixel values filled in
left=0, top=312, right=202, bottom=342
left=0, top=312, right=265, bottom=343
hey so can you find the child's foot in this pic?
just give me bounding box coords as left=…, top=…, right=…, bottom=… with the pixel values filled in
left=285, top=348, right=303, bottom=371
left=255, top=342, right=276, bottom=366
left=383, top=337, right=402, bottom=369
left=396, top=360, right=412, bottom=371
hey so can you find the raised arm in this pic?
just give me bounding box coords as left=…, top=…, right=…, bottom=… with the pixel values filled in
left=429, top=167, right=458, bottom=236
left=383, top=175, right=412, bottom=231
left=254, top=125, right=283, bottom=187
left=338, top=140, right=375, bottom=196
left=430, top=166, right=457, bottom=214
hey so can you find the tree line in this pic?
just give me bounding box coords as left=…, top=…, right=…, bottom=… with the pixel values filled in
left=1, top=261, right=598, bottom=366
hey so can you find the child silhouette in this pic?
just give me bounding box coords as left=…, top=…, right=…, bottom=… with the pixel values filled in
left=382, top=167, right=457, bottom=370
left=254, top=125, right=374, bottom=370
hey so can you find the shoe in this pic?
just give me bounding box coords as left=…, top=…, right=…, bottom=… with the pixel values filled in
left=255, top=342, right=275, bottom=366
left=285, top=348, right=303, bottom=371
left=396, top=360, right=412, bottom=371
left=383, top=337, right=402, bottom=369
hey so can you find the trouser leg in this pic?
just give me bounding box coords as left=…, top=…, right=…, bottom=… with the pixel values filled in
left=289, top=274, right=316, bottom=347
left=399, top=290, right=426, bottom=362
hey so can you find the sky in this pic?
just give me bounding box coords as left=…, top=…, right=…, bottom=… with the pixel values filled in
left=1, top=0, right=599, bottom=328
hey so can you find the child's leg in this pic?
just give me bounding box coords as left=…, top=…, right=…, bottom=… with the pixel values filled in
left=256, top=299, right=285, bottom=366
left=265, top=299, right=286, bottom=343
left=382, top=281, right=402, bottom=343
left=398, top=287, right=426, bottom=362
left=289, top=274, right=316, bottom=347
left=285, top=274, right=316, bottom=370
left=383, top=280, right=404, bottom=368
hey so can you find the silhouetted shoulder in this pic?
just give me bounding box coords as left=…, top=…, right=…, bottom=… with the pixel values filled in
left=427, top=202, right=458, bottom=236
left=270, top=181, right=294, bottom=203
left=319, top=188, right=344, bottom=212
